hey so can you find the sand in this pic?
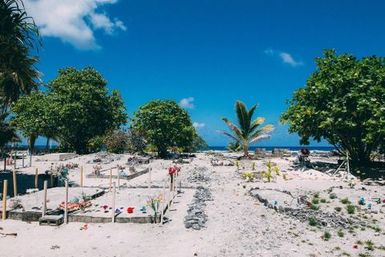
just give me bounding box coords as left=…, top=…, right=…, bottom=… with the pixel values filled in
left=0, top=152, right=384, bottom=257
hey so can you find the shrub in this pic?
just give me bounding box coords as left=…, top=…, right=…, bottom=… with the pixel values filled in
left=322, top=231, right=331, bottom=241
left=335, top=207, right=342, bottom=212
left=346, top=205, right=356, bottom=214
left=308, top=216, right=318, bottom=226
left=341, top=198, right=351, bottom=204
left=337, top=230, right=344, bottom=237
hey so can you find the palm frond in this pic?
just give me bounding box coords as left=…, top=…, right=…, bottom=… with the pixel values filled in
left=222, top=118, right=244, bottom=140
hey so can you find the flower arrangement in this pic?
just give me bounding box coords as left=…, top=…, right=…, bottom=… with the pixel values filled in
left=168, top=165, right=181, bottom=175
left=147, top=194, right=163, bottom=223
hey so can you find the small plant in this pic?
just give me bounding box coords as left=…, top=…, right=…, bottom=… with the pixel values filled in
left=261, top=161, right=280, bottom=182
left=365, top=240, right=375, bottom=251
left=313, top=192, right=320, bottom=198
left=147, top=194, right=163, bottom=223
left=337, top=230, right=345, bottom=237
left=310, top=204, right=320, bottom=211
left=320, top=198, right=326, bottom=203
left=329, top=193, right=337, bottom=199
left=241, top=172, right=255, bottom=182
left=346, top=204, right=356, bottom=214
left=322, top=231, right=331, bottom=241
left=374, top=226, right=381, bottom=233
left=308, top=216, right=318, bottom=226
left=357, top=240, right=364, bottom=245
left=312, top=198, right=320, bottom=205
left=341, top=198, right=351, bottom=204
left=335, top=206, right=342, bottom=212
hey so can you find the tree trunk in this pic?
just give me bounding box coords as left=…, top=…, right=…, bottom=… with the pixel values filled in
left=243, top=142, right=249, bottom=157
left=28, top=133, right=37, bottom=155
left=45, top=137, right=50, bottom=151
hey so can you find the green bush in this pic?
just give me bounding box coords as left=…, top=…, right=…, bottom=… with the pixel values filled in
left=308, top=216, right=318, bottom=226
left=346, top=205, right=356, bottom=214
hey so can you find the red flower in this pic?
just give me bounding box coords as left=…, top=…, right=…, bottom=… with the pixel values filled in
left=168, top=166, right=180, bottom=175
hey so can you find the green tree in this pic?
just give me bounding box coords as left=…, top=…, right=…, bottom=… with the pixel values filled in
left=48, top=67, right=127, bottom=154
left=222, top=101, right=273, bottom=157
left=132, top=100, right=195, bottom=158
left=281, top=49, right=385, bottom=164
left=11, top=91, right=55, bottom=153
left=0, top=112, right=18, bottom=148
left=0, top=0, right=41, bottom=111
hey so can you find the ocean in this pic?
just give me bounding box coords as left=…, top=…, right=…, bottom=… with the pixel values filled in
left=207, top=146, right=335, bottom=152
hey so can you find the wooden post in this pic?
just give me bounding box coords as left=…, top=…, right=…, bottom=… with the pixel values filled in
left=29, top=152, right=32, bottom=167
left=117, top=168, right=120, bottom=189
left=80, top=166, right=84, bottom=187
left=159, top=180, right=166, bottom=225
left=109, top=169, right=112, bottom=192
left=50, top=174, right=54, bottom=187
left=13, top=151, right=16, bottom=169
left=35, top=168, right=39, bottom=188
left=22, top=154, right=24, bottom=168
left=148, top=168, right=152, bottom=189
left=64, top=180, right=68, bottom=224
left=3, top=157, right=6, bottom=172
left=12, top=170, right=17, bottom=197
left=42, top=180, right=47, bottom=217
left=111, top=182, right=116, bottom=223
left=2, top=180, right=8, bottom=220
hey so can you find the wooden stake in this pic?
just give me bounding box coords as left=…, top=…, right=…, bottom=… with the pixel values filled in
left=42, top=180, right=47, bottom=217
left=148, top=168, right=152, bottom=189
left=159, top=180, right=166, bottom=225
left=13, top=151, right=16, bottom=169
left=2, top=180, right=8, bottom=220
left=80, top=166, right=84, bottom=187
left=109, top=169, right=112, bottom=192
left=117, top=168, right=120, bottom=189
left=12, top=170, right=17, bottom=197
left=35, top=168, right=38, bottom=188
left=111, top=182, right=116, bottom=223
left=29, top=153, right=32, bottom=167
left=22, top=154, right=25, bottom=168
left=64, top=180, right=68, bottom=224
left=50, top=174, right=54, bottom=187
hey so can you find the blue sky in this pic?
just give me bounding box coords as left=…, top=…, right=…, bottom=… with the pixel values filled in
left=25, top=0, right=385, bottom=146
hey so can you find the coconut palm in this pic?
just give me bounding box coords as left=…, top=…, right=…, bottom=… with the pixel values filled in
left=222, top=101, right=273, bottom=157
left=0, top=0, right=41, bottom=111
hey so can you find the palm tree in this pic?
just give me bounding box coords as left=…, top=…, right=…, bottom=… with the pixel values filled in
left=222, top=101, right=273, bottom=157
left=0, top=0, right=41, bottom=112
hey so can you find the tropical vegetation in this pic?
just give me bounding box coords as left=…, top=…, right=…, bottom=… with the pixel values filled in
left=281, top=49, right=385, bottom=164
left=222, top=101, right=273, bottom=157
left=132, top=100, right=197, bottom=157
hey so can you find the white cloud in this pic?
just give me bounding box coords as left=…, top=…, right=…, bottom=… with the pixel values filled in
left=279, top=52, right=303, bottom=67
left=193, top=122, right=205, bottom=129
left=179, top=97, right=195, bottom=109
left=264, top=48, right=303, bottom=67
left=24, top=0, right=126, bottom=49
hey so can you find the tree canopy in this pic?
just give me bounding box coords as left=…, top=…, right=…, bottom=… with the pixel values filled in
left=281, top=49, right=385, bottom=163
left=47, top=67, right=127, bottom=153
left=0, top=0, right=41, bottom=111
left=132, top=100, right=196, bottom=157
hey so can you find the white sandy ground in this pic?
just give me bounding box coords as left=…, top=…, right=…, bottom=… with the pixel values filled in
left=0, top=153, right=385, bottom=257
